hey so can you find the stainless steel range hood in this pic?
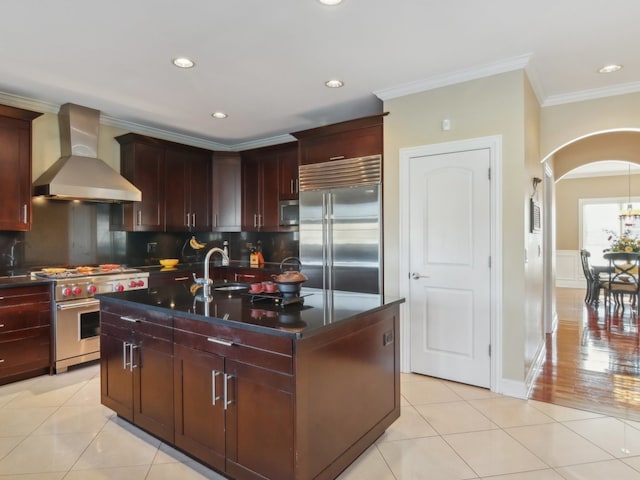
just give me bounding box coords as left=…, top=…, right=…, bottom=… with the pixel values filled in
left=32, top=103, right=142, bottom=202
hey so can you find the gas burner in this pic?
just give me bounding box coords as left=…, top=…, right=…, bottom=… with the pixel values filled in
left=247, top=291, right=307, bottom=306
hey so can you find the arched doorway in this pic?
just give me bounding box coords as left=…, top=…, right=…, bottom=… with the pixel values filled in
left=535, top=130, right=640, bottom=417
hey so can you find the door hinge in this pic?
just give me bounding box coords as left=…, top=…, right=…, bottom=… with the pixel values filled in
left=488, top=344, right=492, bottom=357
left=488, top=256, right=491, bottom=268
left=488, top=167, right=491, bottom=180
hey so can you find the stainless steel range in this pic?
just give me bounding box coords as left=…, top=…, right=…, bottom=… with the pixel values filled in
left=31, top=267, right=149, bottom=373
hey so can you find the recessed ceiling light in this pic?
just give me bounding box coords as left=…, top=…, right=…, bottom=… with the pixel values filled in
left=211, top=112, right=228, bottom=119
left=598, top=64, right=622, bottom=74
left=325, top=79, right=344, bottom=88
left=318, top=0, right=343, bottom=5
left=172, top=57, right=195, bottom=69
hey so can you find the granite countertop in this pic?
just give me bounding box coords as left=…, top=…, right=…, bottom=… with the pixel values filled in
left=97, top=283, right=404, bottom=339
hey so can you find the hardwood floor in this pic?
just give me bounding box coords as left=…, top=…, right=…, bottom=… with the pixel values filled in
left=530, top=288, right=640, bottom=421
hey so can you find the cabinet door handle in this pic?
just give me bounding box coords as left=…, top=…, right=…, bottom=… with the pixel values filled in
left=329, top=155, right=345, bottom=161
left=253, top=214, right=258, bottom=228
left=290, top=179, right=294, bottom=194
left=0, top=359, right=4, bottom=363
left=0, top=324, right=5, bottom=328
left=186, top=213, right=191, bottom=227
left=129, top=344, right=138, bottom=371
left=123, top=342, right=130, bottom=369
left=137, top=210, right=142, bottom=226
left=295, top=178, right=299, bottom=194
left=207, top=337, right=234, bottom=347
left=213, top=213, right=218, bottom=228
left=224, top=373, right=234, bottom=410
left=192, top=213, right=196, bottom=227
left=174, top=276, right=190, bottom=281
left=23, top=204, right=28, bottom=224
left=212, top=370, right=221, bottom=405
left=120, top=315, right=141, bottom=323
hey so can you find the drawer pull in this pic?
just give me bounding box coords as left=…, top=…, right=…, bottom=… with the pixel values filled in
left=174, top=276, right=190, bottom=281
left=207, top=337, right=234, bottom=347
left=0, top=359, right=5, bottom=363
left=0, top=324, right=4, bottom=328
left=120, top=315, right=141, bottom=323
left=329, top=155, right=345, bottom=161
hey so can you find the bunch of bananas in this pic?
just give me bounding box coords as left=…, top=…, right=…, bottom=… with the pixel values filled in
left=189, top=236, right=206, bottom=250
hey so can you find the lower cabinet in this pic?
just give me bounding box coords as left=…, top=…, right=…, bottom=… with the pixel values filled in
left=100, top=306, right=174, bottom=443
left=0, top=284, right=52, bottom=385
left=100, top=297, right=400, bottom=480
left=173, top=318, right=294, bottom=479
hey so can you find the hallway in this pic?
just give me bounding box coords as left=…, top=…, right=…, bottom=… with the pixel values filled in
left=531, top=288, right=640, bottom=421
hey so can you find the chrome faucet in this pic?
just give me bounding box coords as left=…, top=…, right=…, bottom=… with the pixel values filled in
left=192, top=247, right=230, bottom=291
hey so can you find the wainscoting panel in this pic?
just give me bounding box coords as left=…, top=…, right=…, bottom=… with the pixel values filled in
left=556, top=250, right=586, bottom=288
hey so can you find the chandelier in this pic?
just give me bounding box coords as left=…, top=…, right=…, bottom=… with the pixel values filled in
left=619, top=163, right=640, bottom=225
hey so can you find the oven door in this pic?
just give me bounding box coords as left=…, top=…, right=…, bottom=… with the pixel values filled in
left=55, top=298, right=101, bottom=371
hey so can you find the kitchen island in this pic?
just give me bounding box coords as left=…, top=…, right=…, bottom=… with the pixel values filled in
left=97, top=284, right=403, bottom=480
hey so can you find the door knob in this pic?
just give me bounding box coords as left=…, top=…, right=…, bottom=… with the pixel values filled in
left=411, top=272, right=430, bottom=279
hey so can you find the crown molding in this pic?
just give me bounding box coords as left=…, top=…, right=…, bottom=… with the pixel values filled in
left=374, top=53, right=532, bottom=101
left=542, top=81, right=640, bottom=107
left=231, top=134, right=297, bottom=151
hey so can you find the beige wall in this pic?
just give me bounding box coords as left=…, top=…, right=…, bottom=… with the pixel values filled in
left=383, top=70, right=531, bottom=383
left=556, top=174, right=640, bottom=250
left=541, top=92, right=640, bottom=160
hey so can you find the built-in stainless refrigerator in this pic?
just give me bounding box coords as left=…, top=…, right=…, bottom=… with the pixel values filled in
left=298, top=155, right=382, bottom=294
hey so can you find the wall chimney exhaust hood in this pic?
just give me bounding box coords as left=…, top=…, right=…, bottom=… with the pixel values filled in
left=32, top=103, right=142, bottom=202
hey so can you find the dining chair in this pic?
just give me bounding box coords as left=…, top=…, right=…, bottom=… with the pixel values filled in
left=579, top=249, right=599, bottom=304
left=600, top=251, right=640, bottom=313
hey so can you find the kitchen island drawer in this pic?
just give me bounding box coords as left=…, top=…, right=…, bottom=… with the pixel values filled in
left=174, top=318, right=293, bottom=374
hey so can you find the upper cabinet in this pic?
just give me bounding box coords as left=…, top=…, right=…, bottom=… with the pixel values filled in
left=0, top=105, right=42, bottom=231
left=241, top=141, right=298, bottom=232
left=277, top=142, right=299, bottom=201
left=292, top=113, right=385, bottom=166
left=113, top=133, right=213, bottom=232
left=212, top=152, right=242, bottom=231
left=165, top=147, right=212, bottom=232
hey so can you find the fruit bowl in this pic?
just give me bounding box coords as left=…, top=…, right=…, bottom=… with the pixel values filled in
left=159, top=259, right=179, bottom=267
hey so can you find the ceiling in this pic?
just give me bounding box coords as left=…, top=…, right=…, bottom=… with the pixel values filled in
left=1, top=0, right=639, bottom=151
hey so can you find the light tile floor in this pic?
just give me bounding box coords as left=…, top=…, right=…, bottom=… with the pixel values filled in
left=1, top=365, right=640, bottom=479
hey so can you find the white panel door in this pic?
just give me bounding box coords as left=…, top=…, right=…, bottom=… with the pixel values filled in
left=409, top=148, right=491, bottom=387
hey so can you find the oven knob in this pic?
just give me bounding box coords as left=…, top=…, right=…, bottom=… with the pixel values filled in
left=129, top=280, right=138, bottom=288
left=115, top=284, right=125, bottom=292
left=62, top=287, right=72, bottom=297
left=72, top=286, right=82, bottom=296
left=87, top=285, right=97, bottom=294
left=136, top=280, right=145, bottom=287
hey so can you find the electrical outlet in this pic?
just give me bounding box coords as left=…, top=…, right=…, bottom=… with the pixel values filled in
left=383, top=330, right=394, bottom=346
left=147, top=242, right=157, bottom=254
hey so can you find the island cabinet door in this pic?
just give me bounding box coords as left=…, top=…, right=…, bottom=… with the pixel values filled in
left=173, top=343, right=226, bottom=472
left=224, top=359, right=295, bottom=480
left=100, top=323, right=135, bottom=422
left=132, top=331, right=174, bottom=443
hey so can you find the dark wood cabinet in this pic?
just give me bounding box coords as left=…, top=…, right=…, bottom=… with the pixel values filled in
left=173, top=315, right=294, bottom=479
left=242, top=142, right=298, bottom=231
left=0, top=105, right=42, bottom=231
left=99, top=292, right=400, bottom=480
left=113, top=133, right=213, bottom=233
left=241, top=153, right=279, bottom=231
left=292, top=113, right=385, bottom=166
left=212, top=152, right=242, bottom=231
left=165, top=147, right=212, bottom=232
left=148, top=268, right=200, bottom=288
left=217, top=267, right=268, bottom=284
left=278, top=142, right=299, bottom=200
left=100, top=304, right=174, bottom=442
left=0, top=284, right=52, bottom=384
left=114, top=135, right=165, bottom=231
